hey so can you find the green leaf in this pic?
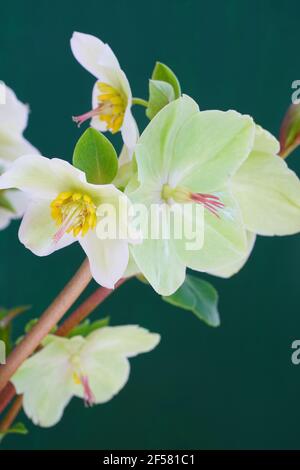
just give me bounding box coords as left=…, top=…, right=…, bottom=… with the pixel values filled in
left=280, top=104, right=300, bottom=158
left=0, top=190, right=15, bottom=213
left=73, top=128, right=118, bottom=184
left=67, top=316, right=110, bottom=338
left=0, top=422, right=28, bottom=444
left=163, top=275, right=220, bottom=327
left=146, top=80, right=175, bottom=120
left=152, top=62, right=181, bottom=99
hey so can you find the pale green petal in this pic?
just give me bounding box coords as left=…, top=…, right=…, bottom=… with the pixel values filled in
left=135, top=96, right=199, bottom=184
left=0, top=85, right=29, bottom=134
left=174, top=188, right=248, bottom=272
left=81, top=325, right=160, bottom=358
left=11, top=340, right=74, bottom=428
left=75, top=353, right=130, bottom=404
left=207, top=231, right=256, bottom=278
left=232, top=126, right=300, bottom=235
left=171, top=110, right=255, bottom=192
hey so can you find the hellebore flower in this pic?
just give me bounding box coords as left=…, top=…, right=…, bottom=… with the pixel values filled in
left=0, top=155, right=134, bottom=288
left=71, top=32, right=138, bottom=149
left=11, top=326, right=160, bottom=427
left=126, top=96, right=256, bottom=295
left=0, top=83, right=39, bottom=229
left=208, top=125, right=300, bottom=278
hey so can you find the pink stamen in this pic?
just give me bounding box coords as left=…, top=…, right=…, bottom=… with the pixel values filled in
left=81, top=375, right=95, bottom=407
left=72, top=106, right=101, bottom=127
left=191, top=193, right=224, bottom=218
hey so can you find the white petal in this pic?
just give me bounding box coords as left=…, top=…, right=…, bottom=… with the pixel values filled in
left=19, top=199, right=74, bottom=256
left=121, top=105, right=139, bottom=149
left=83, top=325, right=160, bottom=357
left=79, top=231, right=129, bottom=288
left=0, top=84, right=29, bottom=134
left=0, top=132, right=39, bottom=166
left=0, top=155, right=85, bottom=199
left=71, top=32, right=121, bottom=78
left=0, top=209, right=10, bottom=230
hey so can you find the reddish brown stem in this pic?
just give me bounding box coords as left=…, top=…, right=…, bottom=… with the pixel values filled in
left=0, top=383, right=16, bottom=414
left=0, top=395, right=23, bottom=433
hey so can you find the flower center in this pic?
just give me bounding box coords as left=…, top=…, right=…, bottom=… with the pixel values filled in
left=72, top=82, right=126, bottom=133
left=50, top=191, right=97, bottom=243
left=162, top=184, right=224, bottom=218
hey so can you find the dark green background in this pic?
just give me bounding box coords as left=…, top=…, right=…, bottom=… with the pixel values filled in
left=1, top=0, right=300, bottom=450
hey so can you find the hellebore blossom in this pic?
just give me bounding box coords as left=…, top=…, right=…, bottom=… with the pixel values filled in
left=0, top=155, right=134, bottom=288
left=11, top=325, right=160, bottom=427
left=71, top=32, right=138, bottom=149
left=126, top=96, right=256, bottom=295
left=0, top=83, right=39, bottom=229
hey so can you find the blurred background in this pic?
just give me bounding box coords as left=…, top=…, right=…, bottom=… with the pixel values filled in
left=1, top=0, right=300, bottom=450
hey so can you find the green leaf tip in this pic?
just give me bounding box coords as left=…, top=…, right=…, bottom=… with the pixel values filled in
left=73, top=128, right=118, bottom=184
left=152, top=61, right=181, bottom=99
left=162, top=274, right=220, bottom=327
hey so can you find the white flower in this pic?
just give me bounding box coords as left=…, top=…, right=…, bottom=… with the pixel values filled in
left=71, top=32, right=138, bottom=149
left=0, top=154, right=134, bottom=288
left=11, top=325, right=160, bottom=427
left=0, top=83, right=39, bottom=229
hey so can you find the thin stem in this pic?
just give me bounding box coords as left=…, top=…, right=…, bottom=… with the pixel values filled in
left=0, top=259, right=92, bottom=393
left=132, top=97, right=149, bottom=108
left=0, top=395, right=23, bottom=433
left=56, top=277, right=128, bottom=337
left=0, top=383, right=16, bottom=414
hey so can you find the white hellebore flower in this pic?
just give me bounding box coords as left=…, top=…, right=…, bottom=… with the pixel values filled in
left=11, top=326, right=160, bottom=427
left=0, top=83, right=39, bottom=229
left=0, top=154, right=134, bottom=288
left=71, top=32, right=138, bottom=149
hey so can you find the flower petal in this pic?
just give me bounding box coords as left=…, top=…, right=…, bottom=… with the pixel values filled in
left=19, top=199, right=74, bottom=256
left=79, top=231, right=129, bottom=288
left=174, top=188, right=248, bottom=272
left=0, top=155, right=85, bottom=198
left=135, top=96, right=199, bottom=184
left=11, top=340, right=74, bottom=427
left=121, top=106, right=139, bottom=150
left=82, top=325, right=160, bottom=357
left=232, top=126, right=300, bottom=235
left=171, top=110, right=255, bottom=192
left=0, top=84, right=29, bottom=134
left=70, top=32, right=120, bottom=78
left=0, top=132, right=39, bottom=167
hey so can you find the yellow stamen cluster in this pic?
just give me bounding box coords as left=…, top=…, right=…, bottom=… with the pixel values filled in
left=97, top=82, right=126, bottom=133
left=50, top=191, right=97, bottom=238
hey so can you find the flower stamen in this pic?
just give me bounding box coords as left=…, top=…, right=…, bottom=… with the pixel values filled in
left=72, top=82, right=126, bottom=133
left=50, top=191, right=97, bottom=243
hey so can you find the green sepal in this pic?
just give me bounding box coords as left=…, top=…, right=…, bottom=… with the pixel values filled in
left=0, top=422, right=28, bottom=444
left=163, top=274, right=220, bottom=327
left=152, top=62, right=181, bottom=99
left=73, top=128, right=118, bottom=184
left=146, top=80, right=175, bottom=120
left=67, top=316, right=110, bottom=338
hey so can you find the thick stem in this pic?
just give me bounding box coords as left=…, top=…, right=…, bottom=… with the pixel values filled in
left=0, top=259, right=92, bottom=393
left=56, top=277, right=128, bottom=337
left=0, top=396, right=23, bottom=433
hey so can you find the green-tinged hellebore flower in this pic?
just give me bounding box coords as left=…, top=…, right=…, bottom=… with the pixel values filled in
left=127, top=96, right=256, bottom=295
left=0, top=83, right=39, bottom=229
left=0, top=155, right=135, bottom=288
left=11, top=326, right=160, bottom=427
left=71, top=32, right=138, bottom=149
left=213, top=125, right=300, bottom=278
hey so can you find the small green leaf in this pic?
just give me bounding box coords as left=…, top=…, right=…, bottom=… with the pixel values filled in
left=73, top=128, right=118, bottom=184
left=0, top=190, right=15, bottom=213
left=146, top=80, right=175, bottom=120
left=280, top=104, right=300, bottom=158
left=152, top=62, right=181, bottom=99
left=163, top=275, right=220, bottom=327
left=67, top=316, right=110, bottom=338
left=0, top=422, right=28, bottom=443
